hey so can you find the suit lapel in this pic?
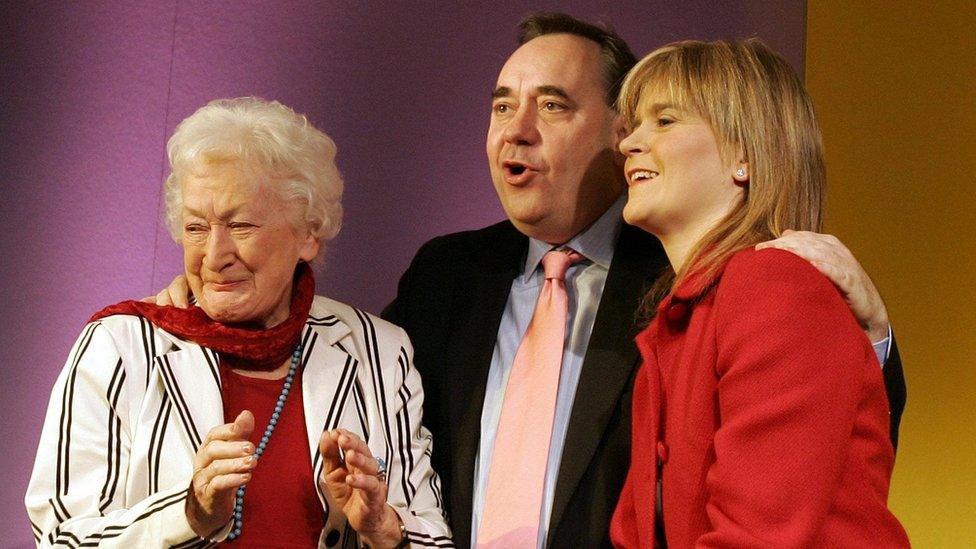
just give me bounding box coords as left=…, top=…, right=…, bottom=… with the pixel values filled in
left=548, top=225, right=667, bottom=538
left=298, top=308, right=360, bottom=514
left=444, top=224, right=526, bottom=546
left=153, top=340, right=224, bottom=454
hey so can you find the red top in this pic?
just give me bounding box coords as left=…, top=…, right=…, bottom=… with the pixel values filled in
left=611, top=248, right=909, bottom=548
left=220, top=364, right=324, bottom=548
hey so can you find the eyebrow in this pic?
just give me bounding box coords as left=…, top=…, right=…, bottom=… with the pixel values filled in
left=491, top=85, right=573, bottom=101
left=645, top=102, right=677, bottom=113
left=182, top=203, right=245, bottom=220
left=182, top=205, right=206, bottom=218
left=491, top=86, right=512, bottom=99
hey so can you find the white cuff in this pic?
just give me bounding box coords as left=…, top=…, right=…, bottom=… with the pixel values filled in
left=871, top=324, right=893, bottom=367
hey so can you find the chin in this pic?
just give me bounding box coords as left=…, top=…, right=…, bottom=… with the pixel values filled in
left=503, top=202, right=548, bottom=230
left=623, top=204, right=662, bottom=236
left=200, top=294, right=250, bottom=323
left=622, top=201, right=645, bottom=226
left=200, top=305, right=245, bottom=324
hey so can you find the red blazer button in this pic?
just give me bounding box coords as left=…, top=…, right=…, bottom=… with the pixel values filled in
left=656, top=441, right=669, bottom=463
left=666, top=303, right=687, bottom=322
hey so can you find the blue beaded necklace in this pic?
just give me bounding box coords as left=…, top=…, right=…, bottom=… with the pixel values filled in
left=227, top=342, right=303, bottom=541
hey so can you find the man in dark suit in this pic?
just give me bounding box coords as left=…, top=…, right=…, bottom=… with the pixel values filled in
left=381, top=13, right=906, bottom=549
left=153, top=13, right=905, bottom=548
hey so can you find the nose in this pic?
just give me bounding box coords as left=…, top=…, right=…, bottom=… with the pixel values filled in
left=619, top=125, right=648, bottom=156
left=501, top=104, right=541, bottom=146
left=202, top=225, right=236, bottom=273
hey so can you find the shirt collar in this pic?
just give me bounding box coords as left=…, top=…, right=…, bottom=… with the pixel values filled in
left=522, top=194, right=626, bottom=278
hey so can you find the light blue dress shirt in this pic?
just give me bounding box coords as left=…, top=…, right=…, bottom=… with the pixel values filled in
left=470, top=196, right=625, bottom=548
left=469, top=195, right=891, bottom=548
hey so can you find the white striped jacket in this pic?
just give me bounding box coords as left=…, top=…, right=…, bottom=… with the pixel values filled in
left=26, top=295, right=453, bottom=548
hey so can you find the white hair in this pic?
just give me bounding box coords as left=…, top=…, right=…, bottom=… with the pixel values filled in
left=163, top=97, right=343, bottom=261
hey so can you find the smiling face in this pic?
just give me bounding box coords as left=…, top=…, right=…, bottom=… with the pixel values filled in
left=619, top=88, right=745, bottom=257
left=486, top=33, right=626, bottom=244
left=180, top=164, right=320, bottom=328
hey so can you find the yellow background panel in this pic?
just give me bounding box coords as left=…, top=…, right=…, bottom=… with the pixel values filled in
left=806, top=1, right=976, bottom=545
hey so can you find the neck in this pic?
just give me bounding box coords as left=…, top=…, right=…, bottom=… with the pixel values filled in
left=658, top=212, right=727, bottom=274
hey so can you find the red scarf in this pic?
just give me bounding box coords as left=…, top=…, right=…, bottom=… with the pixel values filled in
left=89, top=264, right=315, bottom=371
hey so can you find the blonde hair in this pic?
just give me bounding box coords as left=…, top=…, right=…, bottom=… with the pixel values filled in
left=164, top=97, right=343, bottom=261
left=617, top=38, right=825, bottom=311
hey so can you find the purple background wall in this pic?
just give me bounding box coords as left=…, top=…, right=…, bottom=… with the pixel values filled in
left=0, top=1, right=805, bottom=545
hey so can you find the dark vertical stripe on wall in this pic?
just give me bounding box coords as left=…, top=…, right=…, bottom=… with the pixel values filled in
left=150, top=0, right=181, bottom=296
left=800, top=0, right=808, bottom=81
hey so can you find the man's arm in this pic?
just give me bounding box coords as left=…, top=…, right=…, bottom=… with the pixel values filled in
left=882, top=336, right=906, bottom=450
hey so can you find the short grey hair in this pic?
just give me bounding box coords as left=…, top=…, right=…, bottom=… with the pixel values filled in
left=517, top=13, right=637, bottom=107
left=163, top=97, right=343, bottom=260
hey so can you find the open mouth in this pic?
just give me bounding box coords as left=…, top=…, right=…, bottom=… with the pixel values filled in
left=628, top=169, right=660, bottom=185
left=502, top=160, right=539, bottom=185
left=503, top=160, right=536, bottom=176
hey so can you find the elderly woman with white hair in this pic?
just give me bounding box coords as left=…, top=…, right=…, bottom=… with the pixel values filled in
left=26, top=97, right=452, bottom=548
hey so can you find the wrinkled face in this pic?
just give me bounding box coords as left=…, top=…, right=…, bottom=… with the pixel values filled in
left=180, top=165, right=319, bottom=328
left=619, top=89, right=744, bottom=239
left=487, top=33, right=626, bottom=244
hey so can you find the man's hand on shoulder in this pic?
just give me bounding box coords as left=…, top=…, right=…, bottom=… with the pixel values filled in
left=756, top=230, right=889, bottom=343
left=140, top=274, right=191, bottom=308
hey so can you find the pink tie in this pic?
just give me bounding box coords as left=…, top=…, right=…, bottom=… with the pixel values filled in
left=477, top=249, right=584, bottom=548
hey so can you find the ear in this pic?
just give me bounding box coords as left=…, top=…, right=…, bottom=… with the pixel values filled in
left=610, top=113, right=629, bottom=167
left=298, top=231, right=321, bottom=263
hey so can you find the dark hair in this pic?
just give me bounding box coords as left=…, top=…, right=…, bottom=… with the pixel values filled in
left=518, top=12, right=637, bottom=107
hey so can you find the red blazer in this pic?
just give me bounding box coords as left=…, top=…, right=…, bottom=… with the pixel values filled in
left=611, top=248, right=909, bottom=548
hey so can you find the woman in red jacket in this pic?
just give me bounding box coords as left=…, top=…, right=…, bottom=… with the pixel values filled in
left=609, top=39, right=909, bottom=548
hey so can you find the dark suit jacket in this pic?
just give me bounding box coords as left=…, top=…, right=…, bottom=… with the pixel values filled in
left=383, top=220, right=906, bottom=548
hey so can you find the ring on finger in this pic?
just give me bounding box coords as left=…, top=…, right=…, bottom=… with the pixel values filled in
left=375, top=456, right=387, bottom=483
